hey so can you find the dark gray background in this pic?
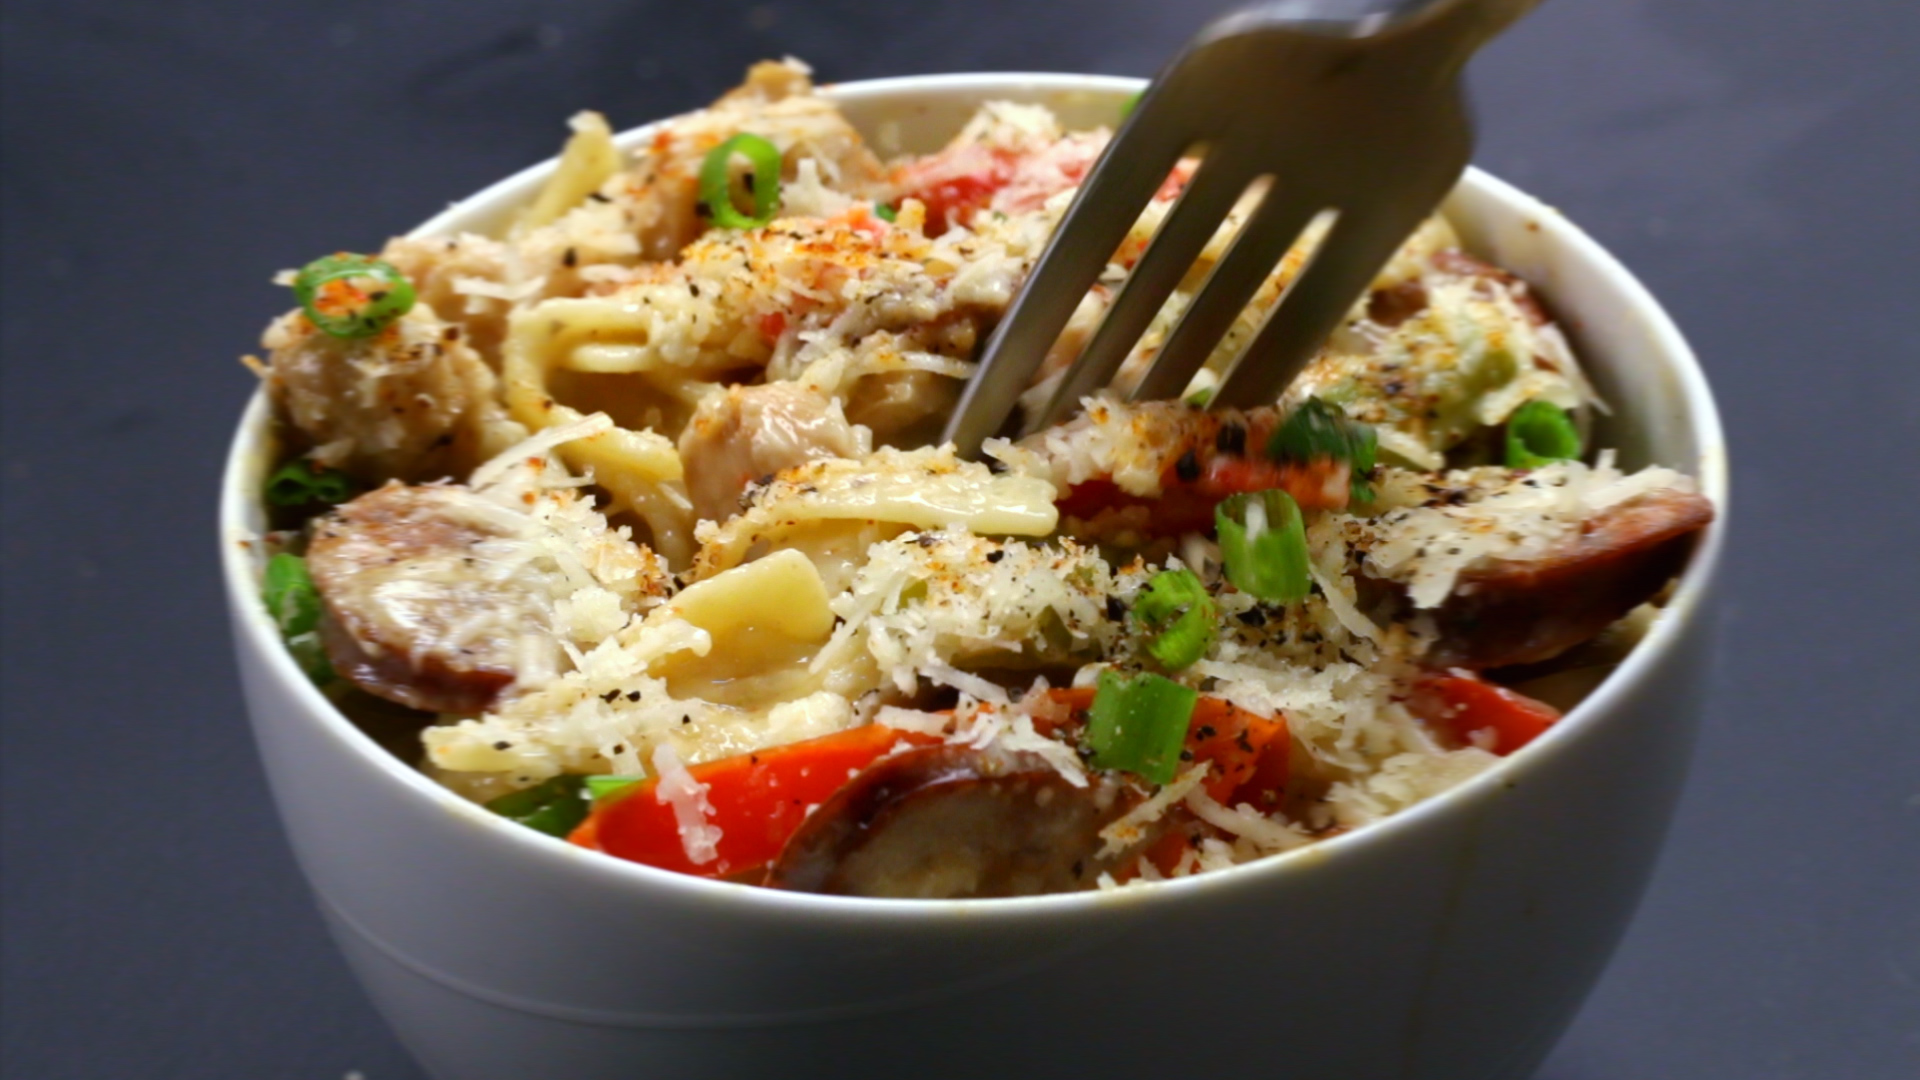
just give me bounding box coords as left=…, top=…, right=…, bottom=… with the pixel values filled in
left=4, top=1, right=1916, bottom=1077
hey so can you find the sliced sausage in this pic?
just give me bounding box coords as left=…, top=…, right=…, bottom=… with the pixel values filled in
left=677, top=383, right=864, bottom=525
left=1367, top=279, right=1430, bottom=328
left=1423, top=487, right=1714, bottom=669
left=1429, top=248, right=1551, bottom=326
left=764, top=745, right=1149, bottom=898
left=307, top=483, right=559, bottom=713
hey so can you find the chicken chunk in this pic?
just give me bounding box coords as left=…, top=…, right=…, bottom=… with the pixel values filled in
left=377, top=233, right=514, bottom=365
left=765, top=744, right=1145, bottom=898
left=677, top=382, right=866, bottom=525
left=261, top=305, right=523, bottom=485
left=842, top=369, right=962, bottom=449
left=611, top=59, right=887, bottom=262
left=306, top=484, right=561, bottom=713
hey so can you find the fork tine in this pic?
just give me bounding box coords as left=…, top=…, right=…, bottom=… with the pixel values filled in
left=1210, top=193, right=1442, bottom=410
left=1126, top=184, right=1322, bottom=405
left=1029, top=153, right=1256, bottom=432
left=940, top=108, right=1194, bottom=456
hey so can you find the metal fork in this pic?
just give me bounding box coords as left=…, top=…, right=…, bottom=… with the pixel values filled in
left=943, top=0, right=1538, bottom=456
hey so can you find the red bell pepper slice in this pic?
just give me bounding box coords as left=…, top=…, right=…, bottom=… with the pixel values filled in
left=1414, top=672, right=1560, bottom=755
left=569, top=724, right=937, bottom=878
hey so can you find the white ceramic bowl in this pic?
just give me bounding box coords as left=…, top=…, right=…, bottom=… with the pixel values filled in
left=222, top=74, right=1728, bottom=1080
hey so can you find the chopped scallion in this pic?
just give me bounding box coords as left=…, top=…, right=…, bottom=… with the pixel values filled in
left=1088, top=669, right=1197, bottom=785
left=1130, top=568, right=1218, bottom=671
left=1347, top=420, right=1378, bottom=506
left=1269, top=396, right=1378, bottom=504
left=1505, top=400, right=1582, bottom=468
left=873, top=202, right=897, bottom=223
left=263, top=553, right=333, bottom=684
left=1216, top=489, right=1311, bottom=604
left=698, top=133, right=783, bottom=229
left=265, top=458, right=353, bottom=508
left=1270, top=397, right=1372, bottom=466
left=292, top=254, right=415, bottom=338
left=586, top=775, right=641, bottom=802
left=485, top=776, right=589, bottom=837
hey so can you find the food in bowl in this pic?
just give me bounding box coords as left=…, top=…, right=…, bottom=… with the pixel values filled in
left=242, top=60, right=1713, bottom=898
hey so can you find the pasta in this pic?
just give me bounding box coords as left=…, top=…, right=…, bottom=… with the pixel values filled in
left=246, top=60, right=1713, bottom=898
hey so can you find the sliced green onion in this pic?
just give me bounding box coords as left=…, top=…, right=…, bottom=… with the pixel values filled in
left=1347, top=415, right=1378, bottom=474
left=265, top=458, right=353, bottom=508
left=873, top=202, right=897, bottom=223
left=1130, top=568, right=1218, bottom=671
left=1270, top=396, right=1379, bottom=504
left=1119, top=90, right=1145, bottom=121
left=586, top=775, right=641, bottom=802
left=1269, top=397, right=1371, bottom=466
left=1216, top=489, right=1311, bottom=604
left=1505, top=400, right=1582, bottom=468
left=1088, top=669, right=1196, bottom=785
left=263, top=553, right=333, bottom=684
left=485, top=776, right=589, bottom=837
left=264, top=554, right=320, bottom=637
left=1184, top=386, right=1215, bottom=408
left=698, top=133, right=783, bottom=229
left=292, top=254, right=415, bottom=338
left=1347, top=420, right=1378, bottom=506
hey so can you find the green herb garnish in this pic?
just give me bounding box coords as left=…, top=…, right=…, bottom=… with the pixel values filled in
left=263, top=553, right=333, bottom=684
left=292, top=254, right=415, bottom=338
left=1215, top=489, right=1311, bottom=605
left=1088, top=669, right=1196, bottom=785
left=1505, top=400, right=1582, bottom=468
left=1130, top=568, right=1218, bottom=671
left=265, top=458, right=353, bottom=508
left=485, top=776, right=590, bottom=837
left=698, top=133, right=783, bottom=229
left=586, top=775, right=642, bottom=803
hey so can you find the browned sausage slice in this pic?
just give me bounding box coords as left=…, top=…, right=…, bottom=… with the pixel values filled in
left=1429, top=248, right=1552, bottom=326
left=1424, top=487, right=1714, bottom=669
left=764, top=745, right=1149, bottom=898
left=306, top=483, right=555, bottom=713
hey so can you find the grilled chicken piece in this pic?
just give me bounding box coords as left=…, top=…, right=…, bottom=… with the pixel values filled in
left=306, top=484, right=559, bottom=712
left=1423, top=487, right=1714, bottom=669
left=260, top=306, right=522, bottom=485
left=677, top=382, right=864, bottom=525
left=842, top=370, right=961, bottom=450
left=377, top=234, right=514, bottom=365
left=765, top=745, right=1145, bottom=898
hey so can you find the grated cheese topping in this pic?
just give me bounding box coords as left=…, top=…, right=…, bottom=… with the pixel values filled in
left=256, top=66, right=1711, bottom=893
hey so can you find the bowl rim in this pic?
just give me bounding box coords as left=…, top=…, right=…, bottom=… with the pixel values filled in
left=220, top=71, right=1728, bottom=923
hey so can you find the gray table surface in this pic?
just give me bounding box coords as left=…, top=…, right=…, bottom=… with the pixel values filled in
left=4, top=1, right=1917, bottom=1077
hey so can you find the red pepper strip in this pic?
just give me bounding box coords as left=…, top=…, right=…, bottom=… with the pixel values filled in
left=1033, top=688, right=1289, bottom=806
left=1141, top=828, right=1196, bottom=878
left=1196, top=456, right=1350, bottom=512
left=1413, top=672, right=1561, bottom=755
left=1056, top=456, right=1351, bottom=540
left=1101, top=695, right=1290, bottom=883
left=890, top=147, right=1018, bottom=237
left=569, top=724, right=939, bottom=878
left=1186, top=697, right=1290, bottom=807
